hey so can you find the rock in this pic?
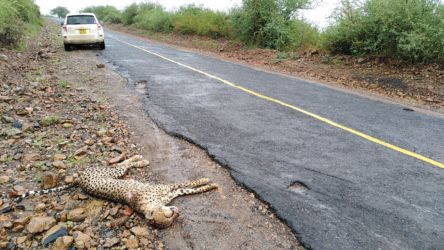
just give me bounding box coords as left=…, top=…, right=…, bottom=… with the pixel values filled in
left=67, top=208, right=86, bottom=222
left=110, top=216, right=129, bottom=228
left=25, top=107, right=33, bottom=114
left=15, top=108, right=29, bottom=116
left=84, top=139, right=94, bottom=146
left=0, top=54, right=8, bottom=62
left=12, top=120, right=22, bottom=129
left=64, top=175, right=74, bottom=184
left=125, top=236, right=139, bottom=249
left=42, top=173, right=59, bottom=189
left=0, top=176, right=10, bottom=184
left=16, top=236, right=27, bottom=244
left=97, top=129, right=107, bottom=137
left=42, top=224, right=68, bottom=247
left=23, top=153, right=40, bottom=162
left=1, top=115, right=14, bottom=123
left=74, top=147, right=88, bottom=157
left=96, top=64, right=105, bottom=69
left=62, top=122, right=72, bottom=128
left=103, top=237, right=119, bottom=248
left=2, top=128, right=22, bottom=137
left=121, top=207, right=134, bottom=216
left=26, top=216, right=56, bottom=233
left=13, top=216, right=30, bottom=226
left=130, top=226, right=149, bottom=236
left=35, top=203, right=46, bottom=212
left=52, top=236, right=73, bottom=250
left=52, top=161, right=66, bottom=169
left=53, top=154, right=66, bottom=161
left=108, top=153, right=126, bottom=165
left=110, top=206, right=120, bottom=216
left=73, top=231, right=91, bottom=249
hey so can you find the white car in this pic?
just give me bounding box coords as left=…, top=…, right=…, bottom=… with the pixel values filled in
left=61, top=13, right=105, bottom=51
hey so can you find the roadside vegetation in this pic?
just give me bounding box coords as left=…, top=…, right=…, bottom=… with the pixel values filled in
left=81, top=0, right=444, bottom=65
left=0, top=0, right=42, bottom=48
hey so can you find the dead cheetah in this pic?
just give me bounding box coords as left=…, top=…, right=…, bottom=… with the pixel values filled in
left=2, top=155, right=218, bottom=228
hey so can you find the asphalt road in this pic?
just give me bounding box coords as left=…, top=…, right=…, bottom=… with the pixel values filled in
left=99, top=30, right=444, bottom=249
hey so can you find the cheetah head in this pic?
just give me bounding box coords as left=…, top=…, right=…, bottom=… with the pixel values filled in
left=142, top=205, right=179, bottom=228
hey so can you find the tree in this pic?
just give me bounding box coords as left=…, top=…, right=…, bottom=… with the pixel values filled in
left=50, top=6, right=69, bottom=18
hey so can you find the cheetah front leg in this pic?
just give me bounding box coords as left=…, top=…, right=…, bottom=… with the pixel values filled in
left=163, top=183, right=218, bottom=204
left=167, top=178, right=210, bottom=190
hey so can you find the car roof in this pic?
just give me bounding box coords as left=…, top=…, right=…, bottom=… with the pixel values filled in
left=66, top=13, right=96, bottom=17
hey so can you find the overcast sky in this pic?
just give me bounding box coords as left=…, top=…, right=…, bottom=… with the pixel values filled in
left=35, top=0, right=340, bottom=28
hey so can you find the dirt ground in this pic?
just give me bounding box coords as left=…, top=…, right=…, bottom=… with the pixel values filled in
left=0, top=22, right=302, bottom=249
left=108, top=24, right=444, bottom=114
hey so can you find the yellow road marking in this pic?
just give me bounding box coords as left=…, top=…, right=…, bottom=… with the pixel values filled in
left=112, top=37, right=444, bottom=169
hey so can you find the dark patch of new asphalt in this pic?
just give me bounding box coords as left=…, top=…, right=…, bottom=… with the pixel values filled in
left=98, top=30, right=444, bottom=249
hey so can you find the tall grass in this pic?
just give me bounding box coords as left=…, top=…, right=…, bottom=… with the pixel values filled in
left=0, top=0, right=42, bottom=47
left=324, top=0, right=444, bottom=64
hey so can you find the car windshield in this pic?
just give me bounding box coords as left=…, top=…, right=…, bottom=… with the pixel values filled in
left=67, top=15, right=96, bottom=25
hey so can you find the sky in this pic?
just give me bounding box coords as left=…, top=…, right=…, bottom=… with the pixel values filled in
left=35, top=0, right=340, bottom=28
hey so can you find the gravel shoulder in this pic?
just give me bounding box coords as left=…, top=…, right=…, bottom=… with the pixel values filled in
left=0, top=21, right=301, bottom=249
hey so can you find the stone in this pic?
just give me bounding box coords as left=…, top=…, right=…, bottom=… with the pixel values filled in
left=74, top=147, right=88, bottom=157
left=130, top=226, right=149, bottom=236
left=15, top=108, right=29, bottom=116
left=23, top=153, right=40, bottom=162
left=35, top=203, right=46, bottom=212
left=53, top=154, right=66, bottom=161
left=96, top=64, right=105, bottom=69
left=0, top=54, right=8, bottom=62
left=12, top=120, right=22, bottom=129
left=42, top=224, right=68, bottom=247
left=108, top=153, right=126, bottom=165
left=125, top=236, right=139, bottom=249
left=64, top=175, right=74, bottom=184
left=103, top=237, right=119, bottom=248
left=25, top=107, right=33, bottom=114
left=1, top=115, right=14, bottom=123
left=16, top=236, right=27, bottom=244
left=84, top=139, right=94, bottom=146
left=110, top=216, right=129, bottom=228
left=73, top=231, right=91, bottom=249
left=13, top=216, right=30, bottom=226
left=51, top=236, right=73, bottom=250
left=42, top=173, right=59, bottom=189
left=67, top=208, right=86, bottom=222
left=2, top=128, right=22, bottom=137
left=52, top=161, right=66, bottom=169
left=26, top=216, right=56, bottom=233
left=62, top=123, right=72, bottom=128
left=0, top=176, right=10, bottom=184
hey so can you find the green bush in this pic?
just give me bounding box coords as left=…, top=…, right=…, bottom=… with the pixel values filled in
left=0, top=0, right=41, bottom=47
left=82, top=5, right=122, bottom=24
left=121, top=3, right=139, bottom=25
left=134, top=3, right=173, bottom=32
left=230, top=0, right=316, bottom=50
left=324, top=0, right=444, bottom=64
left=172, top=5, right=230, bottom=38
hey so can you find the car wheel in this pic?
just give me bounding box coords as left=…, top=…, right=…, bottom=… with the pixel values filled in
left=64, top=44, right=71, bottom=51
left=99, top=42, right=106, bottom=50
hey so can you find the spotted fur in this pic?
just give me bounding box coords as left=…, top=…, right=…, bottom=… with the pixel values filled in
left=3, top=155, right=218, bottom=228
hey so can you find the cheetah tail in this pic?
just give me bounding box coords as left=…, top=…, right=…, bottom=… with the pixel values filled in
left=13, top=184, right=75, bottom=203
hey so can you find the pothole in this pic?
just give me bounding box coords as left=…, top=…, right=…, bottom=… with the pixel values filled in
left=135, top=80, right=148, bottom=94
left=287, top=181, right=309, bottom=194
